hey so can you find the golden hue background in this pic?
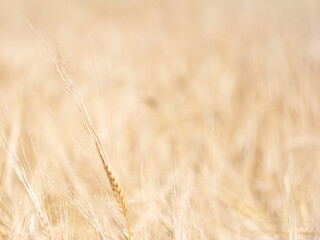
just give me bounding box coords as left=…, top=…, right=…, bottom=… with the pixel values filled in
left=0, top=0, right=320, bottom=239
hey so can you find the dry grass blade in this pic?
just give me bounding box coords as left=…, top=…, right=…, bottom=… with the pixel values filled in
left=25, top=20, right=132, bottom=240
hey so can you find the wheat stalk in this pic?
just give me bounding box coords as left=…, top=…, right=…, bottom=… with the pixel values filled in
left=0, top=130, right=53, bottom=240
left=0, top=228, right=9, bottom=239
left=25, top=20, right=132, bottom=240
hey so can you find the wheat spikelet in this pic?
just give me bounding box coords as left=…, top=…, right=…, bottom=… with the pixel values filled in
left=25, top=20, right=132, bottom=239
left=36, top=207, right=53, bottom=240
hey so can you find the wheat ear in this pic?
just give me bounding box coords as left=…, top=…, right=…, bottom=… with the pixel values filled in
left=53, top=45, right=131, bottom=240
left=25, top=20, right=132, bottom=240
left=56, top=54, right=132, bottom=240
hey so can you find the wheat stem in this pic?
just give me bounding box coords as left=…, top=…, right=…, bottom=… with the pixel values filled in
left=125, top=214, right=132, bottom=240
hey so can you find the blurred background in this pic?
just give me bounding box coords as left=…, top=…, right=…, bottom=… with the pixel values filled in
left=0, top=0, right=320, bottom=239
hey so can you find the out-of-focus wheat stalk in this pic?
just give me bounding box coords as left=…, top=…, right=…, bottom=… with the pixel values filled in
left=66, top=189, right=110, bottom=240
left=0, top=228, right=9, bottom=239
left=25, top=20, right=132, bottom=240
left=0, top=124, right=54, bottom=240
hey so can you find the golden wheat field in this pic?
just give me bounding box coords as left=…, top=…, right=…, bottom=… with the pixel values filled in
left=0, top=0, right=320, bottom=239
